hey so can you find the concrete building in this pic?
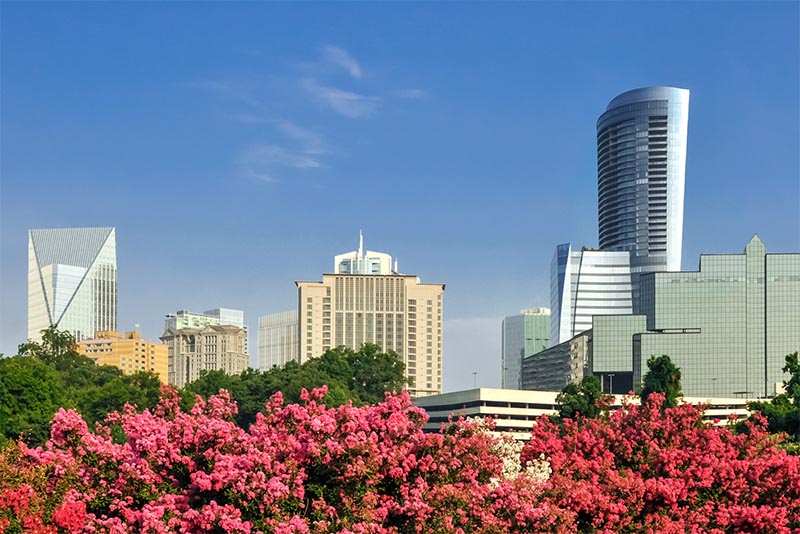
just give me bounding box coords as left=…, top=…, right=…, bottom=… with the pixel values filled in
left=257, top=310, right=299, bottom=370
left=521, top=332, right=589, bottom=391
left=28, top=227, right=117, bottom=343
left=161, top=325, right=249, bottom=388
left=414, top=388, right=751, bottom=440
left=164, top=308, right=247, bottom=351
left=164, top=308, right=245, bottom=329
left=597, top=87, right=690, bottom=310
left=550, top=244, right=632, bottom=345
left=590, top=236, right=800, bottom=398
left=77, top=331, right=168, bottom=382
left=297, top=237, right=445, bottom=398
left=501, top=308, right=550, bottom=389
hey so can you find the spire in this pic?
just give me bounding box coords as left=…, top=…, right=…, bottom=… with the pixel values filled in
left=358, top=229, right=364, bottom=260
left=394, top=258, right=398, bottom=273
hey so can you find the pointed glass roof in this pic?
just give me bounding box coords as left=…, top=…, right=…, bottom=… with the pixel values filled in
left=30, top=227, right=114, bottom=268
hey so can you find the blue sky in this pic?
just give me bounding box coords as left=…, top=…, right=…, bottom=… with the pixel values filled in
left=1, top=2, right=798, bottom=391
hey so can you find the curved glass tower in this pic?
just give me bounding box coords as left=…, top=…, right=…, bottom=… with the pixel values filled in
left=597, top=87, right=689, bottom=309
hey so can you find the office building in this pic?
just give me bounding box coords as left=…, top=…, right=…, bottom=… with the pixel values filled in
left=28, top=227, right=117, bottom=343
left=590, top=236, right=800, bottom=398
left=161, top=325, right=249, bottom=388
left=501, top=308, right=550, bottom=389
left=414, top=388, right=750, bottom=440
left=597, top=86, right=690, bottom=309
left=77, top=331, right=168, bottom=382
left=258, top=310, right=299, bottom=370
left=164, top=308, right=247, bottom=351
left=297, top=236, right=445, bottom=398
left=550, top=244, right=632, bottom=345
left=521, top=332, right=589, bottom=391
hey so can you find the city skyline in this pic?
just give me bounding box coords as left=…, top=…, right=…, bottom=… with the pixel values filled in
left=1, top=2, right=798, bottom=392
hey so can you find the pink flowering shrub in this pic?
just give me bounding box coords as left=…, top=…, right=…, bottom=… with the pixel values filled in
left=522, top=393, right=800, bottom=533
left=0, top=386, right=570, bottom=533
left=3, top=387, right=798, bottom=533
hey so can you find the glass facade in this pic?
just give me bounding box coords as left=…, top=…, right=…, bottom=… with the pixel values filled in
left=28, top=227, right=117, bottom=342
left=502, top=308, right=550, bottom=389
left=257, top=310, right=299, bottom=370
left=550, top=244, right=632, bottom=345
left=597, top=87, right=690, bottom=312
left=590, top=314, right=647, bottom=393
left=591, top=236, right=800, bottom=398
left=520, top=333, right=588, bottom=391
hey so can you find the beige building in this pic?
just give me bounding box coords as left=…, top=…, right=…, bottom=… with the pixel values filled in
left=77, top=330, right=168, bottom=382
left=296, top=273, right=445, bottom=398
left=161, top=325, right=249, bottom=388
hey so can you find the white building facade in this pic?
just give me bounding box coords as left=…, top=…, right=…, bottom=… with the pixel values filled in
left=550, top=243, right=632, bottom=345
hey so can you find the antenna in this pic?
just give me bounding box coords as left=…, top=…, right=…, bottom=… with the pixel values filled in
left=394, top=258, right=398, bottom=273
left=358, top=229, right=364, bottom=260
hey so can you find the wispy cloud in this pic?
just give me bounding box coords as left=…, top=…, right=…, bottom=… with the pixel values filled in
left=237, top=144, right=322, bottom=183
left=321, top=45, right=362, bottom=79
left=396, top=88, right=428, bottom=100
left=302, top=78, right=381, bottom=119
left=273, top=119, right=327, bottom=155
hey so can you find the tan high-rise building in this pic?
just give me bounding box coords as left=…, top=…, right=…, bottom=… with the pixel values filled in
left=77, top=330, right=168, bottom=382
left=296, top=235, right=444, bottom=398
left=161, top=325, right=249, bottom=388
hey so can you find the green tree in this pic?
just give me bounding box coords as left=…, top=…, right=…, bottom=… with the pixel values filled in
left=17, top=326, right=80, bottom=367
left=0, top=356, right=65, bottom=445
left=745, top=352, right=800, bottom=442
left=556, top=375, right=612, bottom=419
left=3, top=327, right=163, bottom=445
left=783, top=352, right=800, bottom=406
left=346, top=343, right=408, bottom=405
left=640, top=354, right=682, bottom=408
left=181, top=344, right=408, bottom=428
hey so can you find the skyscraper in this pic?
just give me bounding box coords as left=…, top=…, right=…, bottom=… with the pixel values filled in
left=257, top=310, right=299, bottom=370
left=297, top=234, right=444, bottom=398
left=597, top=86, right=690, bottom=309
left=501, top=308, right=550, bottom=389
left=550, top=244, right=633, bottom=345
left=28, top=227, right=117, bottom=342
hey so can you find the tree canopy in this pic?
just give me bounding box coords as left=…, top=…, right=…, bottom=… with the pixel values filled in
left=2, top=328, right=409, bottom=445
left=745, top=352, right=800, bottom=443
left=1, top=327, right=162, bottom=446
left=640, top=354, right=682, bottom=408
left=183, top=344, right=408, bottom=428
left=555, top=375, right=612, bottom=419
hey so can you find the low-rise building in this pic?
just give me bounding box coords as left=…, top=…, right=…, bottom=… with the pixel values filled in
left=414, top=388, right=751, bottom=440
left=77, top=330, right=168, bottom=382
left=520, top=332, right=589, bottom=391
